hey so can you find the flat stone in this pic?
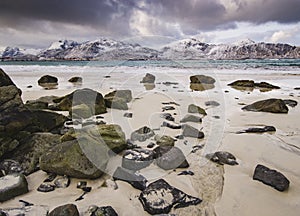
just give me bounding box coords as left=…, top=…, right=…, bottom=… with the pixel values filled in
left=122, top=148, right=154, bottom=171
left=182, top=124, right=204, bottom=139
left=0, top=174, right=28, bottom=202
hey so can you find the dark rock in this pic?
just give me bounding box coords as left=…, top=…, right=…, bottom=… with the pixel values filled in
left=175, top=135, right=184, bottom=139
left=77, top=181, right=87, bottom=189
left=0, top=160, right=23, bottom=177
left=68, top=77, right=83, bottom=83
left=162, top=82, right=179, bottom=86
left=104, top=90, right=132, bottom=103
left=113, top=167, right=147, bottom=190
left=44, top=173, right=57, bottom=182
left=49, top=204, right=79, bottom=216
left=182, top=124, right=204, bottom=139
left=205, top=101, right=220, bottom=107
left=124, top=112, right=133, bottom=118
left=40, top=138, right=108, bottom=179
left=147, top=142, right=155, bottom=148
left=237, top=126, right=276, bottom=134
left=139, top=179, right=202, bottom=215
left=228, top=80, right=255, bottom=88
left=294, top=87, right=300, bottom=90
left=25, top=100, right=48, bottom=110
left=88, top=205, right=118, bottom=216
left=38, top=75, right=58, bottom=85
left=27, top=85, right=33, bottom=88
left=161, top=121, right=181, bottom=129
left=162, top=106, right=175, bottom=112
left=0, top=68, right=15, bottom=86
left=242, top=98, right=289, bottom=113
left=256, top=82, right=280, bottom=89
left=141, top=73, right=155, bottom=83
left=52, top=88, right=106, bottom=116
left=122, top=148, right=154, bottom=171
left=206, top=151, right=238, bottom=165
left=37, top=183, right=55, bottom=193
left=283, top=99, right=298, bottom=107
left=54, top=176, right=70, bottom=188
left=154, top=146, right=189, bottom=170
left=188, top=104, right=207, bottom=115
left=180, top=114, right=202, bottom=123
left=131, top=126, right=155, bottom=142
left=162, top=102, right=180, bottom=106
left=0, top=174, right=28, bottom=202
left=191, top=145, right=204, bottom=153
left=155, top=135, right=175, bottom=147
left=178, top=170, right=194, bottom=176
left=160, top=113, right=175, bottom=122
left=190, top=83, right=215, bottom=91
left=105, top=97, right=128, bottom=110
left=253, top=164, right=290, bottom=191
left=190, top=75, right=215, bottom=84
left=228, top=80, right=280, bottom=90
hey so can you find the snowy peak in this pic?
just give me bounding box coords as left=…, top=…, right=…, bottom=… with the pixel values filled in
left=232, top=38, right=255, bottom=46
left=47, top=40, right=79, bottom=50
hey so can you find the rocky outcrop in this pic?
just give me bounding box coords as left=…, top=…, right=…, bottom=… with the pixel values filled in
left=253, top=164, right=290, bottom=191
left=52, top=88, right=107, bottom=117
left=242, top=98, right=289, bottom=113
left=141, top=73, right=155, bottom=83
left=154, top=146, right=189, bottom=170
left=0, top=174, right=28, bottom=202
left=139, top=179, right=202, bottom=215
left=49, top=204, right=79, bottom=216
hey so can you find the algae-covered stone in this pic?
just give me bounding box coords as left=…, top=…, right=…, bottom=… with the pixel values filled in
left=190, top=75, right=215, bottom=84
left=104, top=90, right=132, bottom=103
left=155, top=135, right=175, bottom=147
left=242, top=98, right=289, bottom=113
left=188, top=104, right=207, bottom=116
left=0, top=173, right=28, bottom=202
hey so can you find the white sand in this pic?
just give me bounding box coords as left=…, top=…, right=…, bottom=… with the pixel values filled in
left=1, top=66, right=300, bottom=215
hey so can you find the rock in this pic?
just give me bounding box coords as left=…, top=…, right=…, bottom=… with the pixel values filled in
left=190, top=83, right=215, bottom=91
left=206, top=151, right=238, bottom=165
left=139, top=179, right=202, bottom=215
left=105, top=97, right=128, bottom=110
left=283, top=99, right=298, bottom=107
left=124, top=112, right=133, bottom=118
left=147, top=142, right=155, bottom=148
left=141, top=73, right=155, bottom=83
left=0, top=206, right=49, bottom=215
left=178, top=170, right=194, bottom=176
left=104, top=179, right=118, bottom=190
left=25, top=100, right=48, bottom=110
left=154, top=146, right=189, bottom=170
left=37, top=182, right=55, bottom=192
left=88, top=205, right=118, bottom=216
left=160, top=113, right=175, bottom=122
left=71, top=104, right=94, bottom=119
left=188, top=104, right=207, bottom=115
left=0, top=68, right=15, bottom=86
left=190, top=75, right=215, bottom=84
left=161, top=121, right=181, bottom=129
left=256, top=82, right=280, bottom=89
left=44, top=173, right=57, bottom=182
left=49, top=204, right=79, bottom=216
left=52, top=88, right=106, bottom=116
left=155, top=135, right=175, bottom=147
left=104, top=90, right=132, bottom=103
left=113, top=167, right=147, bottom=190
left=0, top=160, right=23, bottom=177
left=131, top=126, right=155, bottom=142
left=54, top=176, right=70, bottom=188
left=237, top=126, right=276, bottom=134
left=182, top=124, right=204, bottom=139
left=9, top=133, right=61, bottom=175
left=38, top=75, right=58, bottom=85
left=0, top=174, right=28, bottom=202
left=205, top=101, right=220, bottom=106
left=122, top=148, right=154, bottom=171
left=228, top=80, right=255, bottom=87
left=77, top=181, right=87, bottom=189
left=294, top=87, right=300, bottom=90
left=40, top=138, right=108, bottom=179
left=68, top=77, right=83, bottom=83
left=253, top=164, right=290, bottom=191
left=0, top=85, right=23, bottom=114
left=180, top=114, right=202, bottom=123
left=242, top=98, right=289, bottom=113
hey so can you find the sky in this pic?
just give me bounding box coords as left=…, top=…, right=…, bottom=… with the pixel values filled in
left=0, top=0, right=300, bottom=50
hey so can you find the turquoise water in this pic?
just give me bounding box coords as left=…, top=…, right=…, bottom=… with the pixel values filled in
left=1, top=59, right=300, bottom=69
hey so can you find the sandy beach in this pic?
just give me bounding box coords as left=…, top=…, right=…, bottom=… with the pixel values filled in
left=0, top=65, right=300, bottom=216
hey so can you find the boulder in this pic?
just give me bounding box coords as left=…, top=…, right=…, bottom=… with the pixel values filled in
left=52, top=88, right=106, bottom=116
left=25, top=100, right=48, bottom=110
left=0, top=68, right=15, bottom=86
left=49, top=204, right=79, bottom=216
left=139, top=179, right=202, bottom=215
left=68, top=76, right=83, bottom=83
left=122, top=148, right=154, bottom=171
left=40, top=138, right=108, bottom=179
left=242, top=98, right=289, bottom=113
left=154, top=146, right=189, bottom=170
left=104, top=97, right=128, bottom=110
left=256, top=82, right=280, bottom=89
left=253, top=164, right=289, bottom=191
left=182, top=124, right=204, bottom=139
left=180, top=114, right=202, bottom=123
left=38, top=75, right=58, bottom=85
left=131, top=126, right=155, bottom=142
left=113, top=167, right=147, bottom=190
left=0, top=85, right=23, bottom=114
left=228, top=80, right=255, bottom=87
left=141, top=73, right=155, bottom=83
left=188, top=104, right=207, bottom=115
left=71, top=104, right=93, bottom=119
left=37, top=182, right=55, bottom=193
left=206, top=151, right=238, bottom=165
left=87, top=205, right=118, bottom=216
left=190, top=75, right=215, bottom=84
left=0, top=174, right=28, bottom=202
left=9, top=133, right=61, bottom=175
left=155, top=135, right=175, bottom=147
left=104, top=90, right=132, bottom=103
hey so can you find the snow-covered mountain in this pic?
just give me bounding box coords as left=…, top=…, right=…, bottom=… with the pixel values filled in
left=1, top=37, right=299, bottom=61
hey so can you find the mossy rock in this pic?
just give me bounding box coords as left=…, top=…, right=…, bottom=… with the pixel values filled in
left=188, top=104, right=207, bottom=115
left=242, top=98, right=289, bottom=113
